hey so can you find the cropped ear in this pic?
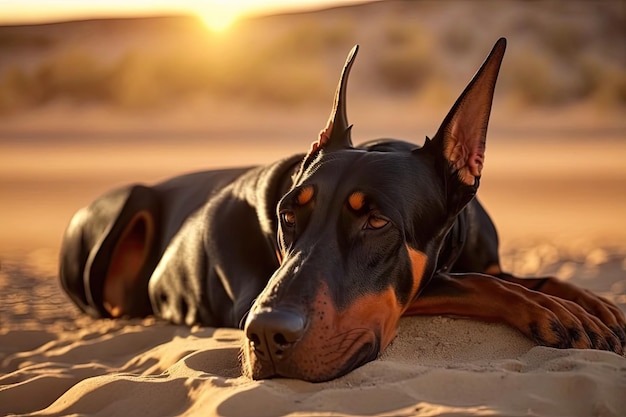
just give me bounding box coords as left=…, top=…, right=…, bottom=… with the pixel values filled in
left=309, top=45, right=359, bottom=155
left=426, top=38, right=506, bottom=188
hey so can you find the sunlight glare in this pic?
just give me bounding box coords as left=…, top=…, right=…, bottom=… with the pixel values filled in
left=196, top=3, right=241, bottom=32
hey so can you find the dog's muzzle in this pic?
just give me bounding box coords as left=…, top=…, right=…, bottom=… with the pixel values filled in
left=242, top=303, right=380, bottom=382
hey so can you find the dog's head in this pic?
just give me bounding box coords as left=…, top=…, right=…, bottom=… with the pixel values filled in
left=243, top=38, right=507, bottom=382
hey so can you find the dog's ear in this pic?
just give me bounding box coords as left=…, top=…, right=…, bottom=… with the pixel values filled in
left=424, top=38, right=506, bottom=191
left=310, top=45, right=359, bottom=154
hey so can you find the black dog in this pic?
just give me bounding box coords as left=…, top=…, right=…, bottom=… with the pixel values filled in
left=60, top=38, right=625, bottom=382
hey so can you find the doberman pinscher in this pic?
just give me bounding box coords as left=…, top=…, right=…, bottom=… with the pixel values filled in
left=60, top=38, right=626, bottom=382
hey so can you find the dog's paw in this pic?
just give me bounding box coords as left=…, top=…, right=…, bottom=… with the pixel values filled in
left=524, top=290, right=624, bottom=355
left=539, top=278, right=626, bottom=350
left=570, top=289, right=625, bottom=348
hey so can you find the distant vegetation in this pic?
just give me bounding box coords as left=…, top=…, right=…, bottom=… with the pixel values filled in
left=0, top=0, right=624, bottom=114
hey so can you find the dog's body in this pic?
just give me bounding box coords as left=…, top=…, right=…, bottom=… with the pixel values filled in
left=60, top=39, right=625, bottom=382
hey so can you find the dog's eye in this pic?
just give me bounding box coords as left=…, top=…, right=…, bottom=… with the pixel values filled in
left=281, top=210, right=296, bottom=227
left=365, top=214, right=389, bottom=230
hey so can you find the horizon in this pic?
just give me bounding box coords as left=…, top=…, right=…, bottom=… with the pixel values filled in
left=0, top=0, right=364, bottom=32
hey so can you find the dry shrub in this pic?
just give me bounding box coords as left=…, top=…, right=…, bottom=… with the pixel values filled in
left=593, top=68, right=626, bottom=107
left=216, top=41, right=328, bottom=104
left=109, top=52, right=165, bottom=109
left=577, top=57, right=626, bottom=108
left=441, top=25, right=475, bottom=55
left=0, top=32, right=54, bottom=50
left=0, top=8, right=621, bottom=113
left=505, top=47, right=626, bottom=108
left=109, top=49, right=215, bottom=109
left=374, top=47, right=433, bottom=93
left=240, top=59, right=327, bottom=105
left=375, top=23, right=434, bottom=93
left=0, top=66, right=34, bottom=112
left=383, top=20, right=416, bottom=47
left=537, top=21, right=586, bottom=61
left=265, top=17, right=356, bottom=60
left=375, top=47, right=433, bottom=92
left=0, top=38, right=329, bottom=110
left=107, top=40, right=328, bottom=108
left=505, top=49, right=569, bottom=106
left=35, top=49, right=112, bottom=102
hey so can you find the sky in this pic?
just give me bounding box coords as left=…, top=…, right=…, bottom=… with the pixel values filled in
left=0, top=0, right=357, bottom=31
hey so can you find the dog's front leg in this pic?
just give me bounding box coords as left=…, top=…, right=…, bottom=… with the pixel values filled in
left=404, top=273, right=624, bottom=355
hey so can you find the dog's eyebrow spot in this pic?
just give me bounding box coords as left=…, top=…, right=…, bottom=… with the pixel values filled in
left=296, top=185, right=315, bottom=206
left=347, top=191, right=365, bottom=211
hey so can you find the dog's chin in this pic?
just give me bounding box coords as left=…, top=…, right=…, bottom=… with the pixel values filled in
left=242, top=336, right=380, bottom=383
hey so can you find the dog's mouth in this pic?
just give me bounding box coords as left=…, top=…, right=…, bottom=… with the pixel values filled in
left=242, top=327, right=380, bottom=382
left=241, top=279, right=403, bottom=381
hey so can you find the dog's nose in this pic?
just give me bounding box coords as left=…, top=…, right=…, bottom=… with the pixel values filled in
left=244, top=308, right=306, bottom=361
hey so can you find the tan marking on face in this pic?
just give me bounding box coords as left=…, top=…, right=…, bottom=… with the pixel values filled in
left=337, top=285, right=403, bottom=351
left=347, top=191, right=365, bottom=211
left=299, top=282, right=404, bottom=371
left=406, top=246, right=428, bottom=305
left=313, top=281, right=403, bottom=352
left=296, top=185, right=315, bottom=206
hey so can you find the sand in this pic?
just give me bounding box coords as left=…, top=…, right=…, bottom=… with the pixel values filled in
left=2, top=257, right=625, bottom=416
left=1, top=105, right=626, bottom=416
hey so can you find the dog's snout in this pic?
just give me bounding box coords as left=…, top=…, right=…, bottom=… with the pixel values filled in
left=245, top=308, right=306, bottom=361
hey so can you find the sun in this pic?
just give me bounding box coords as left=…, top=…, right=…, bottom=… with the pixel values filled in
left=197, top=4, right=240, bottom=32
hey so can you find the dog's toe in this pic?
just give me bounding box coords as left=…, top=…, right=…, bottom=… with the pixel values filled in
left=610, top=325, right=626, bottom=347
left=529, top=318, right=574, bottom=349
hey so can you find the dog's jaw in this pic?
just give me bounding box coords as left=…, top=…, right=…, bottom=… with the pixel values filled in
left=243, top=278, right=401, bottom=382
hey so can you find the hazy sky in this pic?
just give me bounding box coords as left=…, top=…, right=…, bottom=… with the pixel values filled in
left=0, top=0, right=358, bottom=30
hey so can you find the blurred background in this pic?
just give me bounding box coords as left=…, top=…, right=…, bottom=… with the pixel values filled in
left=0, top=0, right=625, bottom=285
